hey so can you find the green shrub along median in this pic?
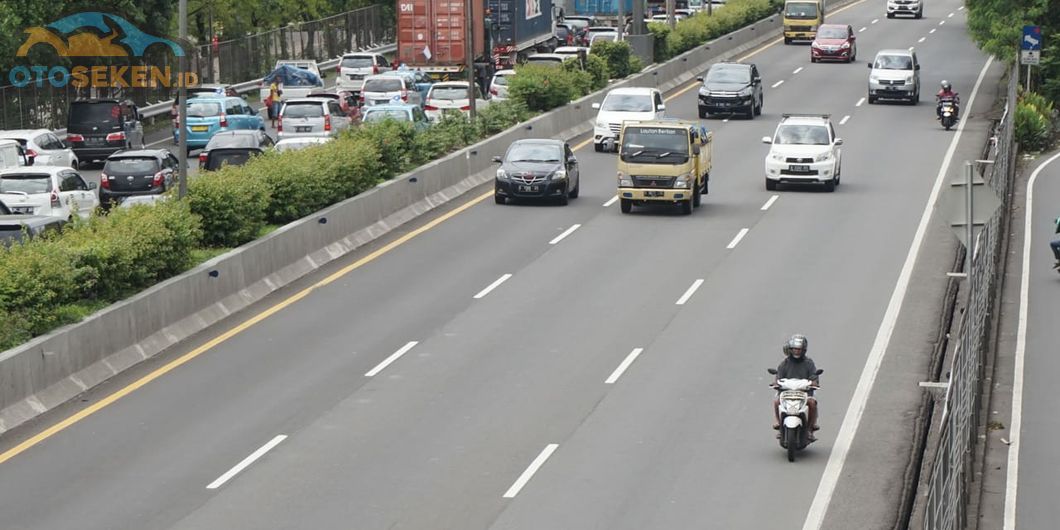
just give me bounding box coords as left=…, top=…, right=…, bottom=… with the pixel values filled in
left=648, top=0, right=778, bottom=62
left=0, top=100, right=531, bottom=351
left=1014, top=90, right=1055, bottom=152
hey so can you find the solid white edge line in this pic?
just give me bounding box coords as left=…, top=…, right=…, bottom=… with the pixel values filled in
left=1004, top=151, right=1060, bottom=530
left=772, top=80, right=784, bottom=88
left=503, top=444, right=559, bottom=498
left=549, top=224, right=581, bottom=245
left=726, top=228, right=750, bottom=249
left=855, top=97, right=866, bottom=107
left=675, top=279, right=705, bottom=305
left=364, top=341, right=419, bottom=377
left=603, top=195, right=618, bottom=207
left=473, top=273, right=513, bottom=299
left=206, top=434, right=287, bottom=489
left=761, top=194, right=779, bottom=211
left=919, top=37, right=926, bottom=43
left=605, top=348, right=645, bottom=384
left=793, top=67, right=804, bottom=74
left=839, top=115, right=851, bottom=125
left=801, top=55, right=995, bottom=530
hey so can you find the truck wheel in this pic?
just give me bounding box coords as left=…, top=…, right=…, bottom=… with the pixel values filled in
left=680, top=198, right=693, bottom=215
left=784, top=37, right=792, bottom=45
left=620, top=198, right=632, bottom=214
left=692, top=182, right=702, bottom=207
left=594, top=143, right=603, bottom=153
left=824, top=178, right=836, bottom=192
left=766, top=178, right=777, bottom=191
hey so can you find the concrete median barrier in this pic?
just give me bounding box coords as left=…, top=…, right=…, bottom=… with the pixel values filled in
left=0, top=7, right=843, bottom=435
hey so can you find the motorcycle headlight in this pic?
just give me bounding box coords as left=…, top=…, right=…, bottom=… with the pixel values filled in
left=814, top=151, right=832, bottom=162
left=618, top=171, right=632, bottom=187
left=496, top=169, right=508, bottom=180
left=782, top=400, right=803, bottom=414
left=551, top=169, right=567, bottom=180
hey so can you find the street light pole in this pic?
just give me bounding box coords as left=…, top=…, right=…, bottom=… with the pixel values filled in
left=466, top=0, right=476, bottom=121
left=177, top=0, right=189, bottom=199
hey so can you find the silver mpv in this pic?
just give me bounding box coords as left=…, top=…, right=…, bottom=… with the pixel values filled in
left=278, top=97, right=351, bottom=139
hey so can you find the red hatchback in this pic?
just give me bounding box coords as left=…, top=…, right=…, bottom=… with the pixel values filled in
left=810, top=24, right=857, bottom=63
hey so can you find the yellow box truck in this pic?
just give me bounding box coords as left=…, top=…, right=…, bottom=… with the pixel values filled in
left=616, top=120, right=713, bottom=215
left=783, top=0, right=825, bottom=44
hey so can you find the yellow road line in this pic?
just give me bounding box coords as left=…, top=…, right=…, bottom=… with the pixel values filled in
left=0, top=190, right=494, bottom=466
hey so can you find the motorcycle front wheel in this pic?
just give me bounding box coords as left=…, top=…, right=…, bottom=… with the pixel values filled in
left=786, top=428, right=798, bottom=462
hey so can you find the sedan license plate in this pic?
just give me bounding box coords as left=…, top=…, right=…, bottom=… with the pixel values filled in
left=191, top=125, right=208, bottom=132
left=518, top=185, right=540, bottom=192
left=296, top=126, right=312, bottom=133
left=644, top=190, right=665, bottom=197
left=10, top=206, right=33, bottom=214
left=788, top=164, right=810, bottom=173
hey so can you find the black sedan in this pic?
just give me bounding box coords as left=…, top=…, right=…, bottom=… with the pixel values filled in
left=493, top=139, right=580, bottom=205
left=0, top=199, right=64, bottom=245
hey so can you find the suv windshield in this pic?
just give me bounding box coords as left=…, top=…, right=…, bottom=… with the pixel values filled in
left=785, top=2, right=819, bottom=18
left=602, top=94, right=653, bottom=112
left=873, top=54, right=913, bottom=69
left=706, top=65, right=750, bottom=84
left=621, top=127, right=690, bottom=162
left=506, top=144, right=562, bottom=163
left=341, top=56, right=374, bottom=68
left=364, top=78, right=404, bottom=92
left=187, top=101, right=222, bottom=118
left=774, top=124, right=830, bottom=145
left=0, top=174, right=51, bottom=194
left=104, top=157, right=159, bottom=175
left=282, top=103, right=324, bottom=118
left=816, top=26, right=847, bottom=39
left=69, top=102, right=119, bottom=125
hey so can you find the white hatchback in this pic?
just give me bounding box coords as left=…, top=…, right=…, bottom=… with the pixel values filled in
left=0, top=166, right=99, bottom=219
left=489, top=70, right=517, bottom=100
left=762, top=114, right=843, bottom=192
left=0, top=129, right=79, bottom=168
left=591, top=87, right=666, bottom=152
left=424, top=82, right=489, bottom=122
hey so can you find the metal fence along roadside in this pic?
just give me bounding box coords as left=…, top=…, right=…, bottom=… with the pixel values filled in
left=0, top=5, right=394, bottom=132
left=923, top=64, right=1018, bottom=530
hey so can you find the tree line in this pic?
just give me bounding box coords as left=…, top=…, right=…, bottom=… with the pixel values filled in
left=966, top=0, right=1057, bottom=102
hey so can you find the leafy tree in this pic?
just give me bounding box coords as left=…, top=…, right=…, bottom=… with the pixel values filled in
left=966, top=0, right=1059, bottom=102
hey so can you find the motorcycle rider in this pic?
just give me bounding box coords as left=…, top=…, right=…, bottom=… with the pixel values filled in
left=936, top=80, right=959, bottom=120
left=772, top=334, right=820, bottom=441
left=1051, top=216, right=1060, bottom=269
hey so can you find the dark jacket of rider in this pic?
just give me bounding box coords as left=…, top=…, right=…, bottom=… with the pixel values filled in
left=776, top=356, right=819, bottom=382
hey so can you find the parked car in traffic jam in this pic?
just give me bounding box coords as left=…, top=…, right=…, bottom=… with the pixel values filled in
left=0, top=166, right=99, bottom=219
left=493, top=139, right=580, bottom=205
left=423, top=82, right=490, bottom=122
left=99, top=149, right=179, bottom=208
left=0, top=129, right=79, bottom=168
left=0, top=199, right=65, bottom=246
left=199, top=130, right=274, bottom=171
left=174, top=96, right=266, bottom=152
left=360, top=104, right=432, bottom=131
left=278, top=97, right=352, bottom=139
left=65, top=99, right=144, bottom=164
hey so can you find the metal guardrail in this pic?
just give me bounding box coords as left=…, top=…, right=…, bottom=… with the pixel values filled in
left=923, top=63, right=1018, bottom=530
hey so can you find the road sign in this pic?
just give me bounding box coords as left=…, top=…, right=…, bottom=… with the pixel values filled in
left=1022, top=26, right=1042, bottom=51
left=1021, top=49, right=1041, bottom=66
left=936, top=163, right=1002, bottom=249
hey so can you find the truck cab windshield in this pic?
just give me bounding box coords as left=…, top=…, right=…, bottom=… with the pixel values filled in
left=621, top=128, right=690, bottom=163
left=785, top=2, right=819, bottom=19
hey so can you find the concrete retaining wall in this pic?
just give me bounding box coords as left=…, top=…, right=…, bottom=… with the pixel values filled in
left=0, top=11, right=790, bottom=435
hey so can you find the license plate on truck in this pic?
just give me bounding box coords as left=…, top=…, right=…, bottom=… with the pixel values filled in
left=644, top=190, right=664, bottom=197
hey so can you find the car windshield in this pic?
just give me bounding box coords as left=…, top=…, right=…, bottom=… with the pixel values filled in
left=187, top=101, right=222, bottom=118
left=282, top=103, right=324, bottom=118
left=207, top=134, right=258, bottom=149
left=364, top=78, right=404, bottom=92
left=774, top=124, right=830, bottom=145
left=705, top=66, right=750, bottom=83
left=785, top=2, right=818, bottom=18
left=206, top=151, right=256, bottom=170
left=873, top=54, right=913, bottom=70
left=364, top=110, right=410, bottom=122
left=430, top=87, right=470, bottom=100
left=493, top=75, right=511, bottom=86
left=564, top=19, right=590, bottom=29
left=103, top=157, right=158, bottom=174
left=602, top=94, right=653, bottom=112
left=591, top=34, right=617, bottom=42
left=341, top=56, right=374, bottom=68
left=506, top=143, right=563, bottom=163
left=0, top=174, right=51, bottom=194
left=621, top=127, right=690, bottom=163
left=816, top=26, right=847, bottom=39
left=69, top=102, right=119, bottom=125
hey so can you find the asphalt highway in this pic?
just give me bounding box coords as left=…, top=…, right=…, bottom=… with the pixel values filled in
left=0, top=1, right=999, bottom=528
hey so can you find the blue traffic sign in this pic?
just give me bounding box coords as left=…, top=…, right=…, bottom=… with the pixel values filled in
left=1022, top=25, right=1041, bottom=51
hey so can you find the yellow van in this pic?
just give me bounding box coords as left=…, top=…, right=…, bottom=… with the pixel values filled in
left=783, top=0, right=825, bottom=44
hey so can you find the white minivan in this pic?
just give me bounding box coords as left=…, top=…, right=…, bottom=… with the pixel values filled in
left=591, top=87, right=666, bottom=152
left=0, top=139, right=30, bottom=170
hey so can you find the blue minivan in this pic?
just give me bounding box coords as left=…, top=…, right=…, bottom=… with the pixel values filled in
left=173, top=96, right=264, bottom=152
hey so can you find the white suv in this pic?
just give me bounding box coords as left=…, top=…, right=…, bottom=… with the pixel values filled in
left=591, top=87, right=666, bottom=152
left=886, top=0, right=923, bottom=18
left=762, top=114, right=843, bottom=192
left=336, top=53, right=390, bottom=93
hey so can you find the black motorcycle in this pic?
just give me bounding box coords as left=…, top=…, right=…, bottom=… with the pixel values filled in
left=938, top=97, right=959, bottom=131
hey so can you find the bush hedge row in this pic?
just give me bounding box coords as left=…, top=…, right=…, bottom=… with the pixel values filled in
left=1014, top=90, right=1055, bottom=152
left=648, top=0, right=778, bottom=62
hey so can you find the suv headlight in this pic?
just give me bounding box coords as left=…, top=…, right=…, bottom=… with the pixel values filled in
left=551, top=169, right=567, bottom=180
left=496, top=168, right=508, bottom=180
left=869, top=75, right=879, bottom=83
left=770, top=152, right=785, bottom=161
left=738, top=86, right=753, bottom=97
left=618, top=171, right=632, bottom=187
left=814, top=151, right=832, bottom=162
left=699, top=87, right=710, bottom=97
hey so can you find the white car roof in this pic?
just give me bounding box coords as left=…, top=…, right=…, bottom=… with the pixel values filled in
left=276, top=137, right=331, bottom=145
left=0, top=165, right=67, bottom=176
left=0, top=129, right=51, bottom=139
left=527, top=54, right=566, bottom=60
left=554, top=46, right=588, bottom=53
left=778, top=116, right=831, bottom=127
left=493, top=69, right=516, bottom=77
left=876, top=48, right=914, bottom=57
left=606, top=87, right=658, bottom=96
left=432, top=81, right=470, bottom=88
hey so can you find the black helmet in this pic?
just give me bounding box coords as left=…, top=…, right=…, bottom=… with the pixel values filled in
left=941, top=80, right=951, bottom=91
left=783, top=334, right=809, bottom=358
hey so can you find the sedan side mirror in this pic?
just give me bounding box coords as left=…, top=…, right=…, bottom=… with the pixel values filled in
left=761, top=136, right=772, bottom=144
left=591, top=102, right=601, bottom=109
left=835, top=138, right=844, bottom=145
left=491, top=155, right=503, bottom=163
left=767, top=368, right=778, bottom=375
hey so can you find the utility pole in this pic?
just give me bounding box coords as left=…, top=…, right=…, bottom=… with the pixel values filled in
left=465, top=0, right=476, bottom=121
left=178, top=0, right=189, bottom=199
left=666, top=0, right=676, bottom=29
left=617, top=0, right=625, bottom=41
